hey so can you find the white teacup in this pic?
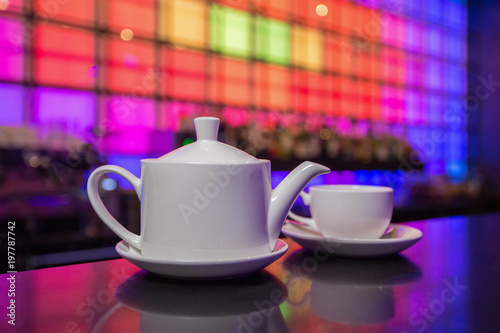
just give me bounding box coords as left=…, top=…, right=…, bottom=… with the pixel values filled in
left=288, top=185, right=393, bottom=239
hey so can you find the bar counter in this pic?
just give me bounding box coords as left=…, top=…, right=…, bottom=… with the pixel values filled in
left=1, top=213, right=500, bottom=332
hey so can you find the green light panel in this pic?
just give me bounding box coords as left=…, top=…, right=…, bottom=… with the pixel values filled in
left=210, top=5, right=252, bottom=58
left=256, top=16, right=291, bottom=65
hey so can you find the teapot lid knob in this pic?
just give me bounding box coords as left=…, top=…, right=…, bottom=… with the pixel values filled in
left=194, top=117, right=219, bottom=141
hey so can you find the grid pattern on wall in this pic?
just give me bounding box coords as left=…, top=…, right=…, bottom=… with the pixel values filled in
left=0, top=0, right=468, bottom=183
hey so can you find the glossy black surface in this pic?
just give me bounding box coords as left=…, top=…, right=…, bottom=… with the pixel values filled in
left=1, top=213, right=500, bottom=332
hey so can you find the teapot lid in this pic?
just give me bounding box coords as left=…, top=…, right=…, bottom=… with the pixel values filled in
left=157, top=117, right=260, bottom=164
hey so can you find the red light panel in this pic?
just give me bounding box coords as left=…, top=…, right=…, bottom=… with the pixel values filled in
left=34, top=25, right=95, bottom=88
left=293, top=0, right=321, bottom=28
left=255, top=63, right=290, bottom=110
left=325, top=34, right=343, bottom=74
left=340, top=1, right=356, bottom=34
left=219, top=0, right=249, bottom=10
left=210, top=56, right=250, bottom=107
left=292, top=70, right=325, bottom=114
left=325, top=75, right=341, bottom=116
left=161, top=47, right=206, bottom=102
left=106, top=0, right=156, bottom=37
left=34, top=0, right=94, bottom=25
left=104, top=38, right=155, bottom=95
left=254, top=0, right=290, bottom=21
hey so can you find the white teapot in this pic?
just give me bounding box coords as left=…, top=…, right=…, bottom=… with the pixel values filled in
left=88, top=117, right=330, bottom=261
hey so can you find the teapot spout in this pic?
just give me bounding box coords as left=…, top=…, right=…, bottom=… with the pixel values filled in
left=267, top=162, right=330, bottom=250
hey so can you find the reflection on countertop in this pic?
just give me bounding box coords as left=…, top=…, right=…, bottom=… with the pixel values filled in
left=284, top=251, right=422, bottom=325
left=92, top=270, right=289, bottom=333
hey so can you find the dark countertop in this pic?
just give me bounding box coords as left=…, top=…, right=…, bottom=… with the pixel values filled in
left=1, top=213, right=500, bottom=332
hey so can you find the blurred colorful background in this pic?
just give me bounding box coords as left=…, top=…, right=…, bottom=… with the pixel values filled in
left=1, top=0, right=498, bottom=269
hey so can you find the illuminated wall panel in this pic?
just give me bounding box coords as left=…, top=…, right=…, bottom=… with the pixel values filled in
left=34, top=25, right=95, bottom=88
left=159, top=0, right=206, bottom=48
left=445, top=64, right=467, bottom=95
left=104, top=38, right=155, bottom=95
left=34, top=0, right=94, bottom=25
left=325, top=75, right=341, bottom=116
left=355, top=5, right=378, bottom=42
left=0, top=0, right=469, bottom=181
left=255, top=63, right=290, bottom=110
left=382, top=85, right=404, bottom=123
left=445, top=33, right=467, bottom=63
left=340, top=77, right=358, bottom=118
left=293, top=0, right=321, bottom=28
left=339, top=0, right=356, bottom=34
left=405, top=90, right=422, bottom=125
left=382, top=48, right=405, bottom=84
left=406, top=54, right=424, bottom=88
left=325, top=34, right=347, bottom=74
left=255, top=17, right=290, bottom=65
left=0, top=16, right=24, bottom=82
left=292, top=25, right=323, bottom=71
left=210, top=56, right=250, bottom=106
left=0, top=83, right=24, bottom=126
left=1, top=0, right=23, bottom=12
left=444, top=1, right=467, bottom=29
left=32, top=88, right=96, bottom=142
left=383, top=14, right=405, bottom=48
left=426, top=27, right=443, bottom=57
left=405, top=20, right=424, bottom=52
left=107, top=0, right=155, bottom=37
left=425, top=59, right=444, bottom=91
left=99, top=96, right=155, bottom=154
left=210, top=5, right=251, bottom=58
left=161, top=47, right=206, bottom=102
left=254, top=0, right=290, bottom=21
left=292, top=70, right=324, bottom=113
left=369, top=82, right=381, bottom=120
left=324, top=0, right=342, bottom=32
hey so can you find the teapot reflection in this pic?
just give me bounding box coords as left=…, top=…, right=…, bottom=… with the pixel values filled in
left=94, top=271, right=290, bottom=333
left=284, top=250, right=422, bottom=325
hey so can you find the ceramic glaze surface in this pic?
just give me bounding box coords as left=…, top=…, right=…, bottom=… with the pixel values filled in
left=87, top=117, right=330, bottom=262
left=282, top=223, right=422, bottom=257
left=289, top=185, right=393, bottom=239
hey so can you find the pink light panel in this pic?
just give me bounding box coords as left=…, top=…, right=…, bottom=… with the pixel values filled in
left=0, top=17, right=24, bottom=82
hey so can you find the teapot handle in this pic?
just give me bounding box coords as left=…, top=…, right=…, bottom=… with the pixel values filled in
left=87, top=165, right=142, bottom=250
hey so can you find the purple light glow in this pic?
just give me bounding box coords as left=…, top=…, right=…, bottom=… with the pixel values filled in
left=106, top=154, right=153, bottom=190
left=427, top=160, right=446, bottom=175
left=427, top=94, right=443, bottom=127
left=355, top=0, right=380, bottom=9
left=0, top=83, right=24, bottom=126
left=100, top=96, right=155, bottom=154
left=404, top=20, right=423, bottom=52
left=444, top=1, right=467, bottom=29
left=335, top=117, right=352, bottom=136
left=405, top=90, right=422, bottom=125
left=160, top=101, right=202, bottom=132
left=425, top=59, right=444, bottom=91
left=0, top=16, right=24, bottom=82
left=32, top=87, right=97, bottom=141
left=222, top=107, right=248, bottom=127
left=426, top=27, right=443, bottom=56
left=445, top=65, right=467, bottom=95
left=445, top=34, right=467, bottom=63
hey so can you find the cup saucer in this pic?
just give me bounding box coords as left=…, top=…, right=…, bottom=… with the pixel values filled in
left=115, top=240, right=288, bottom=280
left=282, top=221, right=422, bottom=258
